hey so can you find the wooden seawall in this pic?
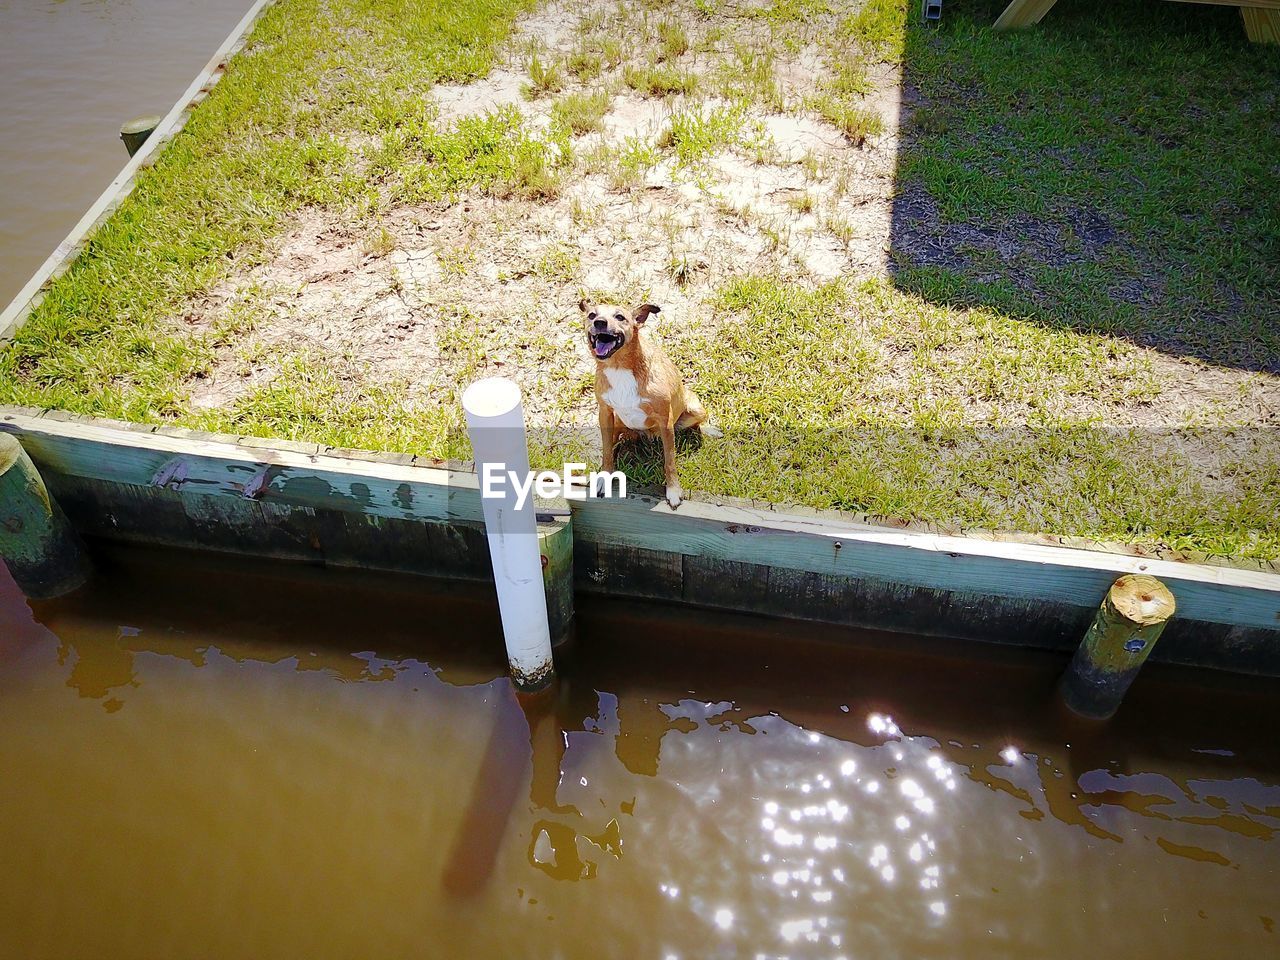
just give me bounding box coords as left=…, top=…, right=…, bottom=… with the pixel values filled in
left=4, top=407, right=1278, bottom=676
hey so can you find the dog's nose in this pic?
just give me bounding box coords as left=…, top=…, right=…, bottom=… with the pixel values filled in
left=593, top=318, right=607, bottom=331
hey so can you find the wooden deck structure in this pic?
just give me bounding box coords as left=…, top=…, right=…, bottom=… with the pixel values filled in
left=4, top=407, right=1279, bottom=676
left=995, top=0, right=1280, bottom=43
left=1, top=0, right=1277, bottom=679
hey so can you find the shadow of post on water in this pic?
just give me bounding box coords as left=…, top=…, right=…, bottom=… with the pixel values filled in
left=439, top=670, right=673, bottom=896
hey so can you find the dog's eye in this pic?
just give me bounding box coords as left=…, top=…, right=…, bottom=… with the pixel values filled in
left=615, top=314, right=625, bottom=322
left=588, top=311, right=596, bottom=320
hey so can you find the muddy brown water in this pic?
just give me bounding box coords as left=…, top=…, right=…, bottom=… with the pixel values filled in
left=0, top=544, right=1277, bottom=958
left=0, top=0, right=252, bottom=310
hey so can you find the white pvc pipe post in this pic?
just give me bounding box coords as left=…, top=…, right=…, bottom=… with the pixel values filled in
left=462, top=377, right=555, bottom=691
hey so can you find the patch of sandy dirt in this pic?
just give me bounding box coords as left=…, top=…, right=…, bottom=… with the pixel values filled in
left=185, top=0, right=1278, bottom=443
left=433, top=71, right=527, bottom=123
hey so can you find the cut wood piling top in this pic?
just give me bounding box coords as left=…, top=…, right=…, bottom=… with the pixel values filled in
left=1108, top=574, right=1177, bottom=626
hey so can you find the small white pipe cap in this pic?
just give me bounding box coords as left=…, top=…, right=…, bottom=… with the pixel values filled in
left=462, top=377, right=522, bottom=422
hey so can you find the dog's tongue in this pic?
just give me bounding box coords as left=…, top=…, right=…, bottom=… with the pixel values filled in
left=593, top=339, right=613, bottom=358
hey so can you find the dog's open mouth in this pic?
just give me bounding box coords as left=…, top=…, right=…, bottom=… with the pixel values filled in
left=589, top=331, right=623, bottom=360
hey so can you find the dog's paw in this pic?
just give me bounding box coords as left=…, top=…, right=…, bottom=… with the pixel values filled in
left=665, top=484, right=683, bottom=509
left=700, top=422, right=724, bottom=439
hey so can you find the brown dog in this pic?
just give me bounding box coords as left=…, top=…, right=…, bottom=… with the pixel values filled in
left=582, top=299, right=716, bottom=508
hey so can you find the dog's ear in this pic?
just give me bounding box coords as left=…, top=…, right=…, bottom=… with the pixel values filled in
left=579, top=298, right=596, bottom=316
left=633, top=303, right=661, bottom=324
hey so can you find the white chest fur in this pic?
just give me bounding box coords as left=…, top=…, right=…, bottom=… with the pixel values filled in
left=602, top=368, right=650, bottom=430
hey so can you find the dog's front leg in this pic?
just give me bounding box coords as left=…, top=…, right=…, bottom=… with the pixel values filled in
left=659, top=423, right=682, bottom=509
left=595, top=405, right=618, bottom=498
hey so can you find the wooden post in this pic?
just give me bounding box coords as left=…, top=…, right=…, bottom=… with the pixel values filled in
left=119, top=114, right=162, bottom=157
left=0, top=434, right=89, bottom=599
left=1241, top=7, right=1280, bottom=43
left=994, top=0, right=1059, bottom=29
left=1059, top=574, right=1175, bottom=719
left=539, top=514, right=574, bottom=650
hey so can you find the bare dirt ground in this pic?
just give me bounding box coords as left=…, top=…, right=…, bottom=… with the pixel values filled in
left=186, top=0, right=1277, bottom=439
left=189, top=1, right=901, bottom=423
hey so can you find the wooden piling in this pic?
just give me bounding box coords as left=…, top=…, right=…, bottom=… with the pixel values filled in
left=539, top=515, right=574, bottom=650
left=119, top=115, right=162, bottom=157
left=1059, top=574, right=1175, bottom=719
left=0, top=434, right=89, bottom=599
left=1241, top=7, right=1280, bottom=44
left=994, top=0, right=1059, bottom=29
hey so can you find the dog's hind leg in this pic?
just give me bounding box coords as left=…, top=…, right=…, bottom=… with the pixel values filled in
left=676, top=390, right=708, bottom=429
left=677, top=390, right=722, bottom=438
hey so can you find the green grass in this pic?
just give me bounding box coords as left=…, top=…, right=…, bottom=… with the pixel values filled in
left=631, top=274, right=1279, bottom=561
left=523, top=52, right=564, bottom=97
left=534, top=242, right=580, bottom=283
left=381, top=106, right=568, bottom=203
left=550, top=89, right=611, bottom=135
left=894, top=0, right=1280, bottom=371
left=194, top=355, right=466, bottom=454
left=744, top=0, right=832, bottom=24
left=786, top=192, right=815, bottom=215
left=809, top=94, right=884, bottom=145
left=657, top=19, right=690, bottom=60
left=0, top=0, right=536, bottom=427
left=842, top=0, right=908, bottom=63
left=623, top=62, right=699, bottom=97
left=1, top=0, right=1275, bottom=561
left=821, top=59, right=874, bottom=99
left=714, top=43, right=784, bottom=110
left=565, top=49, right=603, bottom=81
left=658, top=104, right=752, bottom=166
left=585, top=135, right=661, bottom=190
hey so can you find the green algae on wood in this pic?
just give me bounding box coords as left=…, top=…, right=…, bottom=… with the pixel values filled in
left=0, top=434, right=89, bottom=599
left=1059, top=574, right=1176, bottom=719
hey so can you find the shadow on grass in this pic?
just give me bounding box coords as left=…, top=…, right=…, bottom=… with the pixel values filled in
left=890, top=0, right=1280, bottom=373
left=612, top=427, right=708, bottom=487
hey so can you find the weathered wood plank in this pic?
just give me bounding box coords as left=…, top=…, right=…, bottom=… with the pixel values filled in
left=0, top=410, right=482, bottom=525
left=570, top=493, right=1280, bottom=631
left=539, top=517, right=575, bottom=647
left=993, top=0, right=1280, bottom=45
left=682, top=555, right=769, bottom=609
left=7, top=409, right=1280, bottom=645
left=994, top=0, right=1060, bottom=29
left=0, top=435, right=89, bottom=598
left=48, top=471, right=497, bottom=581
left=578, top=540, right=684, bottom=600
left=1170, top=0, right=1280, bottom=9
left=51, top=475, right=198, bottom=547
left=1241, top=6, right=1280, bottom=41
left=1158, top=623, right=1280, bottom=674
